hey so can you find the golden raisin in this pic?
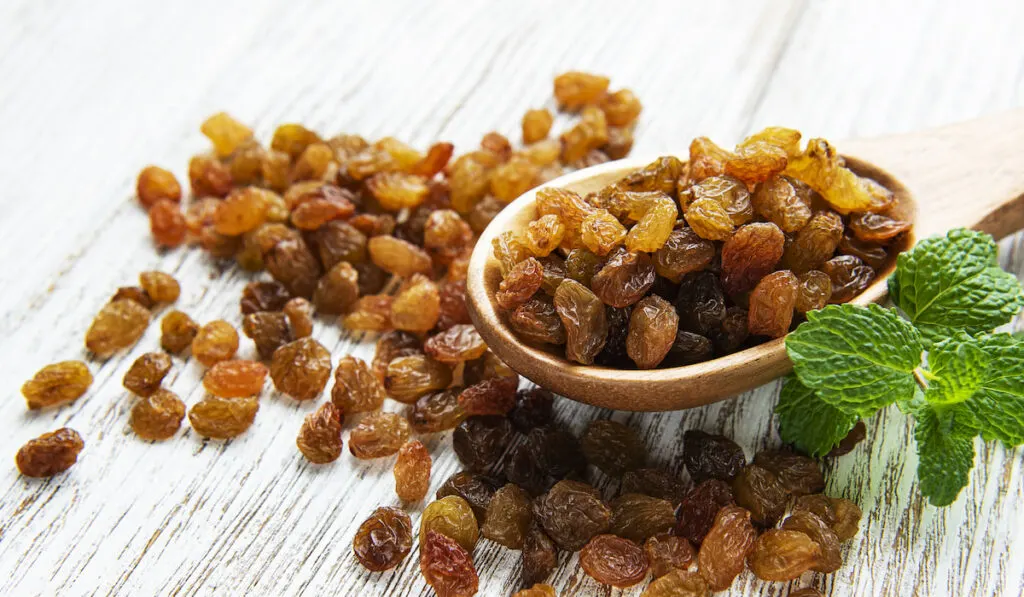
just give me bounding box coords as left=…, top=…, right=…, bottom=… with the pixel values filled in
left=200, top=112, right=253, bottom=158
left=160, top=310, right=199, bottom=353
left=15, top=428, right=84, bottom=477
left=297, top=402, right=344, bottom=463
left=392, top=274, right=441, bottom=332
left=342, top=295, right=394, bottom=332
left=149, top=200, right=187, bottom=248
left=123, top=352, right=172, bottom=397
left=367, top=172, right=430, bottom=211
left=203, top=360, right=268, bottom=397
left=332, top=356, right=387, bottom=413
left=522, top=108, right=554, bottom=144
left=270, top=337, right=331, bottom=401
left=349, top=412, right=411, bottom=459
left=214, top=187, right=268, bottom=235
left=130, top=389, right=186, bottom=441
left=188, top=155, right=233, bottom=198
left=554, top=71, right=610, bottom=110
left=384, top=354, right=453, bottom=403
left=368, top=235, right=433, bottom=277
left=491, top=157, right=540, bottom=203
left=420, top=496, right=480, bottom=551
left=139, top=271, right=180, bottom=304
left=85, top=299, right=151, bottom=357
left=394, top=440, right=432, bottom=502
left=137, top=166, right=182, bottom=209
left=188, top=395, right=259, bottom=439
left=271, top=123, right=322, bottom=161
left=599, top=89, right=643, bottom=127
left=21, top=361, right=92, bottom=410
left=283, top=297, right=314, bottom=338
left=191, top=320, right=239, bottom=367
left=292, top=142, right=334, bottom=181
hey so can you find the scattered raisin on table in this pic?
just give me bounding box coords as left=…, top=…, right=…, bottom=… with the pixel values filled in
left=697, top=505, right=757, bottom=590
left=453, top=415, right=513, bottom=473
left=420, top=496, right=480, bottom=551
left=748, top=529, right=821, bottom=581
left=731, top=464, right=789, bottom=526
left=384, top=354, right=453, bottom=403
left=621, top=468, right=688, bottom=505
left=394, top=440, right=432, bottom=503
left=297, top=402, right=343, bottom=464
left=608, top=493, right=677, bottom=542
left=86, top=299, right=151, bottom=357
left=130, top=389, right=186, bottom=440
left=150, top=200, right=187, bottom=248
left=22, top=361, right=92, bottom=410
left=410, top=388, right=467, bottom=433
left=123, top=352, right=172, bottom=397
left=481, top=483, right=533, bottom=549
left=533, top=479, right=611, bottom=551
left=240, top=280, right=292, bottom=314
left=675, top=479, right=736, bottom=546
left=508, top=387, right=554, bottom=432
left=137, top=166, right=182, bottom=208
left=112, top=286, right=155, bottom=310
left=139, top=271, right=180, bottom=304
left=513, top=584, right=556, bottom=597
left=283, top=297, right=314, bottom=338
left=579, top=534, right=649, bottom=588
left=270, top=337, right=331, bottom=400
left=644, top=533, right=696, bottom=578
left=753, top=449, right=826, bottom=495
left=16, top=428, right=84, bottom=477
left=458, top=376, right=519, bottom=416
left=332, top=356, right=386, bottom=414
left=188, top=395, right=259, bottom=439
left=353, top=506, right=413, bottom=572
left=420, top=530, right=479, bottom=597
left=781, top=510, right=843, bottom=573
left=191, top=320, right=239, bottom=367
left=581, top=419, right=646, bottom=477
left=437, top=471, right=501, bottom=524
left=349, top=412, right=410, bottom=459
left=242, top=312, right=292, bottom=359
left=641, top=569, right=711, bottom=597
left=682, top=429, right=747, bottom=483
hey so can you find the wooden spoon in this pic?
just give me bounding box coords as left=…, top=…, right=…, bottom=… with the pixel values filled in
left=466, top=110, right=1024, bottom=411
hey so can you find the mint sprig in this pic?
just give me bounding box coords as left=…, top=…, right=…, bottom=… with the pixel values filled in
left=777, top=228, right=1024, bottom=507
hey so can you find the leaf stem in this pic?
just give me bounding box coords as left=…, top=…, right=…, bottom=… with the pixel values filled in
left=913, top=367, right=930, bottom=391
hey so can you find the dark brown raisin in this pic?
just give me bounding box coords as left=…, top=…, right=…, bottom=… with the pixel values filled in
left=533, top=480, right=611, bottom=551
left=508, top=387, right=554, bottom=432
left=591, top=248, right=656, bottom=308
left=521, top=525, right=558, bottom=588
left=731, top=465, right=789, bottom=526
left=482, top=483, right=534, bottom=549
left=674, top=479, right=735, bottom=545
left=452, top=415, right=514, bottom=473
left=122, top=352, right=172, bottom=397
left=682, top=430, right=746, bottom=483
left=353, top=506, right=413, bottom=571
left=608, top=493, right=677, bottom=542
left=621, top=468, right=688, bottom=505
left=581, top=420, right=646, bottom=476
left=436, top=471, right=502, bottom=524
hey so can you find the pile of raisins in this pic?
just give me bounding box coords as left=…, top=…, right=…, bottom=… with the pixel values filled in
left=495, top=128, right=911, bottom=368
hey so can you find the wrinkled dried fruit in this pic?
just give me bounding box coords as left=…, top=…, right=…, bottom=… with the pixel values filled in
left=342, top=295, right=394, bottom=331
left=709, top=307, right=749, bottom=356
left=627, top=294, right=678, bottom=369
left=753, top=449, right=825, bottom=495
left=829, top=498, right=862, bottom=541
left=675, top=479, right=735, bottom=545
left=437, top=471, right=501, bottom=524
left=748, top=270, right=798, bottom=337
left=581, top=210, right=627, bottom=256
left=822, top=254, right=876, bottom=303
left=554, top=71, right=610, bottom=110
left=609, top=493, right=676, bottom=542
left=242, top=312, right=291, bottom=359
left=522, top=524, right=558, bottom=588
left=525, top=215, right=566, bottom=258
left=731, top=465, right=789, bottom=526
left=203, top=360, right=267, bottom=398
left=592, top=249, right=656, bottom=308
left=621, top=468, right=688, bottom=505
left=86, top=299, right=151, bottom=357
left=781, top=510, right=842, bottom=573
left=112, top=286, right=154, bottom=310
left=188, top=395, right=259, bottom=439
left=482, top=483, right=534, bottom=549
left=654, top=228, right=716, bottom=282
left=784, top=138, right=891, bottom=213
left=721, top=222, right=785, bottom=295
left=349, top=412, right=411, bottom=459
left=600, top=89, right=643, bottom=127
left=453, top=415, right=513, bottom=473
left=296, top=402, right=343, bottom=463
left=828, top=420, right=867, bottom=457
left=849, top=210, right=911, bottom=242
left=497, top=257, right=544, bottom=310
left=682, top=430, right=746, bottom=483
left=312, top=262, right=359, bottom=315
left=192, top=320, right=239, bottom=367
left=240, top=280, right=292, bottom=314
left=752, top=175, right=813, bottom=232
left=22, top=361, right=92, bottom=410
left=748, top=529, right=821, bottom=581
left=513, top=584, right=556, bottom=597
left=421, top=496, right=479, bottom=551
left=394, top=440, right=432, bottom=502
left=331, top=356, right=386, bottom=413
left=410, top=388, right=467, bottom=434
left=139, top=271, right=180, bottom=303
left=534, top=480, right=611, bottom=551
left=384, top=355, right=452, bottom=403
left=459, top=376, right=518, bottom=416
left=581, top=419, right=646, bottom=476
left=644, top=533, right=696, bottom=579
left=368, top=235, right=433, bottom=277
left=188, top=155, right=233, bottom=198
left=579, top=534, right=649, bottom=588
left=150, top=200, right=187, bottom=248
left=697, top=505, right=756, bottom=590
left=16, top=428, right=84, bottom=477
left=725, top=142, right=788, bottom=185
left=372, top=331, right=422, bottom=381
left=123, top=352, right=172, bottom=397
left=137, top=166, right=182, bottom=208
left=160, top=310, right=199, bottom=353
left=563, top=248, right=603, bottom=287
left=265, top=236, right=322, bottom=298
left=420, top=530, right=479, bottom=597
left=510, top=298, right=567, bottom=345
left=781, top=210, right=843, bottom=273
left=353, top=506, right=413, bottom=572
left=270, top=337, right=331, bottom=400
left=522, top=108, right=554, bottom=143
left=795, top=270, right=833, bottom=313
left=675, top=272, right=726, bottom=336
left=391, top=274, right=441, bottom=332
left=554, top=279, right=608, bottom=365
left=130, top=389, right=186, bottom=440
left=508, top=387, right=554, bottom=432
left=641, top=569, right=710, bottom=597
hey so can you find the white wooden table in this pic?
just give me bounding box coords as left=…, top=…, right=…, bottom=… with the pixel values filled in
left=1, top=1, right=1023, bottom=595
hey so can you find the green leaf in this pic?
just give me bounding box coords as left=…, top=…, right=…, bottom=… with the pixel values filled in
left=889, top=229, right=1024, bottom=344
left=951, top=334, right=1024, bottom=445
left=924, top=333, right=987, bottom=405
left=775, top=376, right=860, bottom=457
left=786, top=304, right=924, bottom=417
left=913, top=402, right=976, bottom=506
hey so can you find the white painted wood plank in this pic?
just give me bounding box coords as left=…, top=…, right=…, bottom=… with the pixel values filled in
left=0, top=0, right=1022, bottom=596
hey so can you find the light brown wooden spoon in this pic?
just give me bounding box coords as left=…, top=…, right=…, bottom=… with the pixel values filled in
left=466, top=109, right=1024, bottom=411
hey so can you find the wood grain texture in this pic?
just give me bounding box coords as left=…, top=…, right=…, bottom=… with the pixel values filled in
left=1, top=0, right=1023, bottom=596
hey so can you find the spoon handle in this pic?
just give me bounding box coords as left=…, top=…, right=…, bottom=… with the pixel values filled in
left=841, top=109, right=1024, bottom=239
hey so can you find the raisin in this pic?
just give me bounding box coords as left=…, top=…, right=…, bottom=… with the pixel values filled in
left=674, top=479, right=735, bottom=545
left=420, top=496, right=479, bottom=551
left=510, top=298, right=567, bottom=345
left=627, top=295, right=678, bottom=369
left=424, top=210, right=473, bottom=264
left=822, top=255, right=876, bottom=303
left=213, top=187, right=268, bottom=235
left=266, top=236, right=322, bottom=298
left=581, top=211, right=627, bottom=256
left=752, top=175, right=813, bottom=232
left=781, top=510, right=842, bottom=573
left=828, top=420, right=867, bottom=457
left=563, top=248, right=603, bottom=287
left=829, top=498, right=862, bottom=541
left=410, top=388, right=467, bottom=433
left=753, top=449, right=825, bottom=495
left=459, top=376, right=518, bottom=416
left=609, top=494, right=676, bottom=542
left=491, top=157, right=540, bottom=203
left=625, top=193, right=679, bottom=252
left=580, top=420, right=646, bottom=476
left=641, top=569, right=710, bottom=597
left=681, top=430, right=746, bottom=483
left=149, top=199, right=187, bottom=248
left=331, top=356, right=386, bottom=413
left=731, top=465, right=788, bottom=526
left=137, top=166, right=182, bottom=208
left=191, top=320, right=239, bottom=366
left=296, top=402, right=343, bottom=463
left=365, top=171, right=429, bottom=211
left=591, top=249, right=655, bottom=308
left=560, top=107, right=609, bottom=163
left=313, top=221, right=367, bottom=269
left=282, top=296, right=315, bottom=338
left=420, top=530, right=479, bottom=597
left=522, top=108, right=554, bottom=143
left=138, top=271, right=180, bottom=304
left=391, top=274, right=441, bottom=332
left=122, top=352, right=172, bottom=397
left=685, top=176, right=751, bottom=223
left=644, top=533, right=696, bottom=579
left=790, top=589, right=824, bottom=597
left=579, top=534, right=649, bottom=588
left=720, top=222, right=785, bottom=295
left=688, top=137, right=733, bottom=182
left=200, top=112, right=252, bottom=157
left=310, top=262, right=358, bottom=315
left=86, top=299, right=151, bottom=357
left=600, top=89, right=643, bottom=126
left=15, top=428, right=84, bottom=477
left=349, top=412, right=411, bottom=459
left=372, top=331, right=422, bottom=381
left=654, top=228, right=715, bottom=282
left=203, top=360, right=267, bottom=398
left=481, top=484, right=534, bottom=548
left=228, top=139, right=266, bottom=186
left=384, top=354, right=453, bottom=403
left=725, top=142, right=788, bottom=185
left=675, top=272, right=726, bottom=336
left=795, top=270, right=833, bottom=313
left=353, top=507, right=413, bottom=572
left=411, top=141, right=454, bottom=177
left=437, top=471, right=501, bottom=524
left=260, top=149, right=291, bottom=191
left=838, top=232, right=888, bottom=270
left=554, top=71, right=610, bottom=109
left=21, top=361, right=92, bottom=410
left=239, top=281, right=290, bottom=315
left=496, top=257, right=544, bottom=310
left=696, top=505, right=756, bottom=590
left=453, top=415, right=514, bottom=473
left=781, top=210, right=844, bottom=273
left=342, top=295, right=394, bottom=331
left=595, top=305, right=631, bottom=367
left=666, top=330, right=714, bottom=366
left=785, top=139, right=893, bottom=213
left=525, top=215, right=566, bottom=258
left=130, top=389, right=186, bottom=440
left=553, top=279, right=608, bottom=365
left=394, top=440, right=432, bottom=502
left=508, top=387, right=554, bottom=432
left=621, top=469, right=688, bottom=505
left=270, top=337, right=331, bottom=400
left=748, top=529, right=821, bottom=581
left=709, top=307, right=749, bottom=355
left=437, top=280, right=472, bottom=331
left=536, top=254, right=567, bottom=294
left=241, top=312, right=290, bottom=359
left=514, top=585, right=556, bottom=597
left=603, top=126, right=635, bottom=160
left=748, top=270, right=798, bottom=337
left=533, top=480, right=611, bottom=551
left=792, top=494, right=837, bottom=526
left=188, top=395, right=259, bottom=439
left=111, top=286, right=154, bottom=310
left=188, top=155, right=233, bottom=198
left=160, top=311, right=198, bottom=355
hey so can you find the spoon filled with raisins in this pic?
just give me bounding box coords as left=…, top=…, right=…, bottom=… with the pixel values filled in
left=467, top=110, right=1024, bottom=410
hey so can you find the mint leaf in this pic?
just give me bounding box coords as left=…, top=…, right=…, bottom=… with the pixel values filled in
left=786, top=304, right=924, bottom=417
left=924, top=333, right=987, bottom=405
left=776, top=376, right=859, bottom=457
left=950, top=333, right=1024, bottom=445
left=889, top=229, right=1024, bottom=344
left=913, top=402, right=976, bottom=506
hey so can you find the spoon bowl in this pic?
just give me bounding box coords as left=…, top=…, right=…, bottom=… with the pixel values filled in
left=466, top=110, right=1024, bottom=411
